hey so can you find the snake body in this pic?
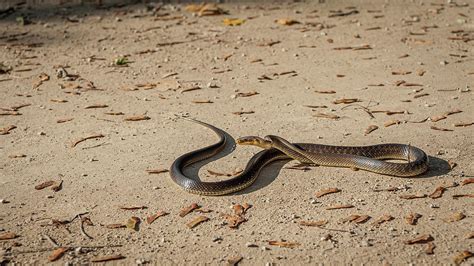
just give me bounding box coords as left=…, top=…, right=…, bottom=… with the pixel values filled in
left=170, top=119, right=429, bottom=196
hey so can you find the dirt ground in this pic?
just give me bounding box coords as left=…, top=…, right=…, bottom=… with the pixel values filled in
left=0, top=0, right=473, bottom=264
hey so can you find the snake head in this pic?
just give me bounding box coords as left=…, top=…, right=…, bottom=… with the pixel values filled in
left=236, top=136, right=273, bottom=149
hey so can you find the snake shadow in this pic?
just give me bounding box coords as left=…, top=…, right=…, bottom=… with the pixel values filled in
left=420, top=156, right=452, bottom=178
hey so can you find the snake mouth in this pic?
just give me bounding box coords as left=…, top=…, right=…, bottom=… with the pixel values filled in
left=236, top=136, right=273, bottom=149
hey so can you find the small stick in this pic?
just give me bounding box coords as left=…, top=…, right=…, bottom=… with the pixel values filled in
left=78, top=214, right=93, bottom=239
left=42, top=234, right=59, bottom=247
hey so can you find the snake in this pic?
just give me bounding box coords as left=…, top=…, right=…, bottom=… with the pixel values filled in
left=170, top=118, right=429, bottom=196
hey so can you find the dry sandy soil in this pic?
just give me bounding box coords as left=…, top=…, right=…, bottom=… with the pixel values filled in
left=0, top=0, right=473, bottom=264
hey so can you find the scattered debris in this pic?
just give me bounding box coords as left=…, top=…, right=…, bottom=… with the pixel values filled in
left=186, top=215, right=209, bottom=229
left=315, top=188, right=341, bottom=198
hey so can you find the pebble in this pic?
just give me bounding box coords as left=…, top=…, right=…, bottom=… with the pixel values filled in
left=360, top=240, right=372, bottom=247
left=0, top=199, right=9, bottom=204
left=261, top=246, right=270, bottom=251
left=246, top=242, right=258, bottom=247
left=440, top=60, right=448, bottom=65
left=38, top=132, right=46, bottom=136
left=429, top=203, right=439, bottom=208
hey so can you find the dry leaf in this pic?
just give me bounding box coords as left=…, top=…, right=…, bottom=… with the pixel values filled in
left=364, top=125, right=379, bottom=135
left=430, top=126, right=453, bottom=132
left=453, top=251, right=473, bottom=265
left=429, top=186, right=446, bottom=199
left=405, top=213, right=422, bottom=225
left=71, top=134, right=104, bottom=148
left=313, top=113, right=340, bottom=120
left=146, top=169, right=169, bottom=174
left=372, top=214, right=394, bottom=225
left=124, top=115, right=150, bottom=121
left=399, top=194, right=427, bottom=199
left=120, top=206, right=147, bottom=210
left=444, top=212, right=466, bottom=222
left=48, top=247, right=68, bottom=262
left=222, top=214, right=247, bottom=228
left=91, top=254, right=126, bottom=262
left=404, top=234, right=433, bottom=244
left=425, top=242, right=436, bottom=255
left=146, top=211, right=169, bottom=224
left=268, top=240, right=300, bottom=248
left=299, top=220, right=328, bottom=227
left=186, top=215, right=209, bottom=228
left=461, top=178, right=474, bottom=185
left=275, top=18, right=300, bottom=25
left=126, top=216, right=140, bottom=231
left=315, top=188, right=341, bottom=198
left=179, top=203, right=200, bottom=217
left=332, top=98, right=360, bottom=104
left=0, top=232, right=18, bottom=240
left=85, top=104, right=108, bottom=109
left=326, top=204, right=354, bottom=210
left=223, top=18, right=245, bottom=26
left=35, top=180, right=55, bottom=190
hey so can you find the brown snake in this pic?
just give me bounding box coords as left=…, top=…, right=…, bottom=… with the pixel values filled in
left=170, top=118, right=429, bottom=196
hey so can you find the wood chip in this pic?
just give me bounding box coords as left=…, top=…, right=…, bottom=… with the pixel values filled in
left=35, top=180, right=55, bottom=190
left=315, top=188, right=341, bottom=198
left=404, top=234, right=433, bottom=244
left=146, top=169, right=169, bottom=174
left=430, top=126, right=453, bottom=132
left=313, top=113, right=340, bottom=120
left=332, top=98, right=360, bottom=104
left=444, top=212, right=465, bottom=222
left=120, top=206, right=147, bottom=210
left=146, top=211, right=169, bottom=224
left=326, top=204, right=354, bottom=210
left=314, top=90, right=336, bottom=94
left=126, top=216, right=140, bottom=231
left=372, top=214, right=394, bottom=225
left=461, top=178, right=474, bottom=185
left=124, top=115, right=150, bottom=121
left=453, top=251, right=473, bottom=265
left=186, top=215, right=209, bottom=228
left=85, top=104, right=108, bottom=109
left=425, top=242, right=436, bottom=255
left=364, top=125, right=378, bottom=135
left=48, top=247, right=68, bottom=262
left=0, top=125, right=16, bottom=135
left=405, top=213, right=422, bottom=225
left=71, top=134, right=105, bottom=148
left=91, top=254, right=126, bottom=263
left=429, top=186, right=446, bottom=199
left=299, top=220, right=328, bottom=227
left=0, top=232, right=18, bottom=240
left=179, top=203, right=200, bottom=217
left=399, top=194, right=427, bottom=199
left=268, top=240, right=300, bottom=248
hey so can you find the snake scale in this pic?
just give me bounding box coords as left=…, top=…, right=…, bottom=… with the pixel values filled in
left=170, top=118, right=429, bottom=196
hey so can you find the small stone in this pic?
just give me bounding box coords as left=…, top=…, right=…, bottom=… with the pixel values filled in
left=46, top=195, right=54, bottom=199
left=38, top=132, right=46, bottom=136
left=81, top=173, right=88, bottom=177
left=429, top=203, right=439, bottom=208
left=213, top=236, right=223, bottom=242
left=246, top=242, right=258, bottom=247
left=360, top=240, right=372, bottom=247
left=0, top=199, right=10, bottom=204
left=440, top=60, right=448, bottom=65
left=261, top=246, right=270, bottom=251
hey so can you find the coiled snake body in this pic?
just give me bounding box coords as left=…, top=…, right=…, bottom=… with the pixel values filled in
left=170, top=119, right=429, bottom=196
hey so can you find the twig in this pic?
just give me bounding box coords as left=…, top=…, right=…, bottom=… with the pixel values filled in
left=42, top=234, right=59, bottom=247
left=78, top=214, right=93, bottom=239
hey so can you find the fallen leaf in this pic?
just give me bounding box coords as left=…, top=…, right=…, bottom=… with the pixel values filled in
left=126, top=216, right=140, bottom=231
left=120, top=206, right=147, bottom=210
left=186, top=215, right=209, bottom=228
left=372, top=214, right=394, bottom=225
left=425, top=242, right=436, bottom=255
left=179, top=203, right=200, bottom=217
left=461, top=178, right=474, bottom=185
left=405, top=213, right=422, bottom=225
left=48, top=247, right=68, bottom=262
left=222, top=214, right=247, bottom=229
left=124, top=115, right=150, bottom=121
left=313, top=112, right=340, bottom=120
left=332, top=98, right=360, bottom=104
left=315, top=188, right=341, bottom=198
left=399, top=194, right=427, bottom=199
left=429, top=186, right=446, bottom=199
left=444, top=212, right=466, bottom=222
left=223, top=18, right=245, bottom=26
left=326, top=204, right=354, bottom=210
left=299, top=220, right=328, bottom=227
left=146, top=169, right=169, bottom=174
left=404, top=234, right=433, bottom=244
left=146, top=211, right=169, bottom=224
left=162, top=72, right=178, bottom=78
left=268, top=240, right=300, bottom=248
left=364, top=125, right=378, bottom=135
left=0, top=111, right=21, bottom=116
left=275, top=18, right=300, bottom=25
left=453, top=251, right=473, bottom=265
left=0, top=232, right=18, bottom=240
left=35, top=180, right=55, bottom=190
left=91, top=254, right=126, bottom=262
left=85, top=104, right=108, bottom=109
left=71, top=134, right=105, bottom=148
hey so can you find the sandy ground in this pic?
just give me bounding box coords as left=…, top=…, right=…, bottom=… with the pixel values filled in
left=0, top=0, right=473, bottom=264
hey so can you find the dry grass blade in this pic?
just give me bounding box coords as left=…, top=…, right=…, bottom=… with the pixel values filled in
left=454, top=122, right=474, bottom=127
left=235, top=91, right=259, bottom=98
left=364, top=125, right=378, bottom=135
left=57, top=118, right=74, bottom=123
left=104, top=112, right=124, bottom=115
left=91, top=254, right=126, bottom=262
left=313, top=113, right=340, bottom=120
left=106, top=224, right=126, bottom=229
left=146, top=169, right=169, bottom=174
left=232, top=111, right=254, bottom=115
left=392, top=71, right=412, bottom=75
left=332, top=98, right=360, bottom=104
left=85, top=104, right=108, bottom=109
left=326, top=204, right=354, bottom=210
left=268, top=240, right=300, bottom=248
left=430, top=115, right=447, bottom=122
left=315, top=188, right=341, bottom=198
left=430, top=126, right=453, bottom=132
left=315, top=90, right=336, bottom=94
left=180, top=86, right=201, bottom=93
left=120, top=206, right=147, bottom=210
left=0, top=125, right=16, bottom=135
left=384, top=120, right=401, bottom=127
left=71, top=134, right=105, bottom=148
left=299, top=220, right=328, bottom=227
left=192, top=100, right=213, bottom=104
left=124, top=115, right=150, bottom=121
left=186, top=215, right=209, bottom=228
